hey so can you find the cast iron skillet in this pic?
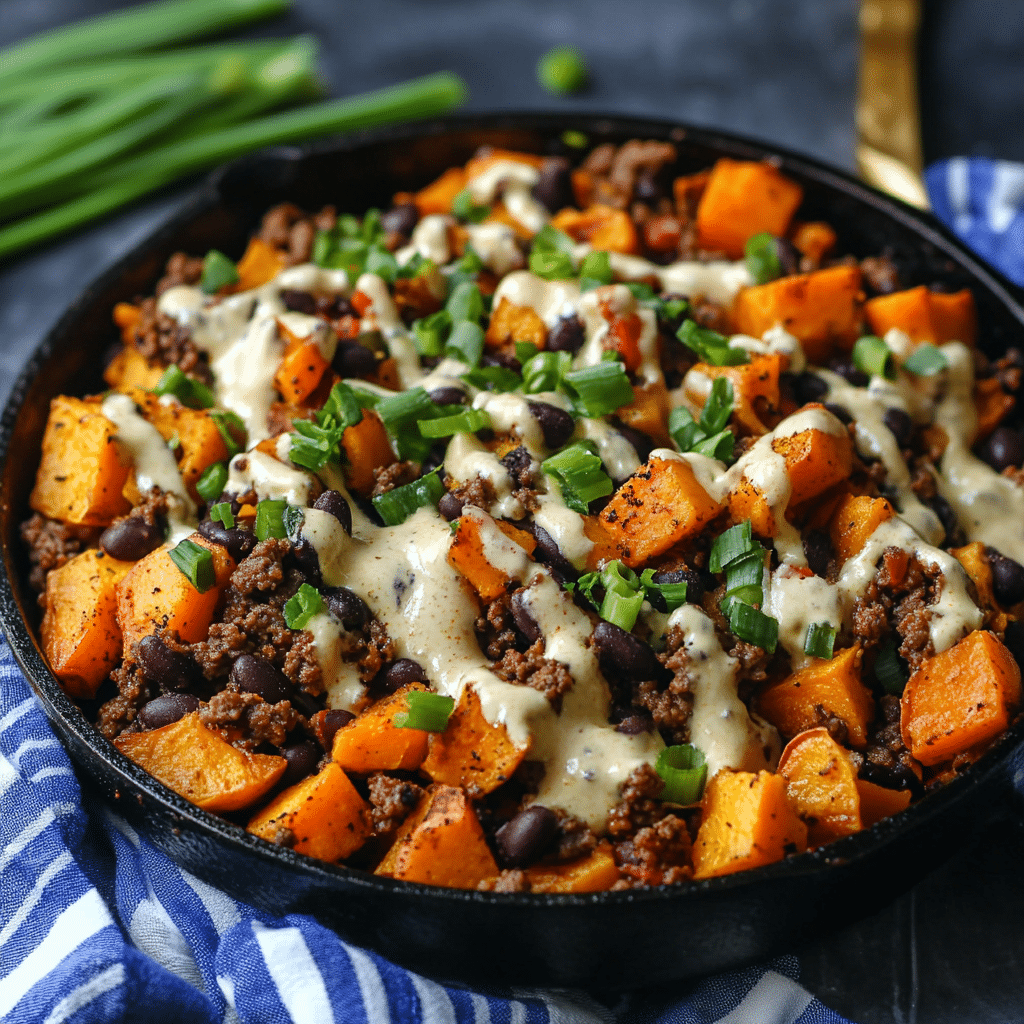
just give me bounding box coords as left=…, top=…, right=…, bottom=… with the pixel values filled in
left=3, top=113, right=1024, bottom=992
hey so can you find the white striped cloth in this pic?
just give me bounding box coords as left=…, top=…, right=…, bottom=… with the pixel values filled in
left=0, top=637, right=852, bottom=1023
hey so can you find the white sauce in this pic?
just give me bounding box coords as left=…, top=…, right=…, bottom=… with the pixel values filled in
left=225, top=449, right=311, bottom=507
left=465, top=222, right=524, bottom=275
left=397, top=214, right=452, bottom=266
left=765, top=566, right=843, bottom=671
left=467, top=159, right=548, bottom=233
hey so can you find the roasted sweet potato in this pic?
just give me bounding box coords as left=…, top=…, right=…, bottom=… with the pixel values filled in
left=411, top=166, right=468, bottom=216
left=615, top=382, right=672, bottom=447
left=341, top=410, right=396, bottom=496
left=115, top=712, right=285, bottom=812
left=974, top=376, right=1015, bottom=440
left=485, top=296, right=548, bottom=352
left=112, top=301, right=141, bottom=343
left=274, top=321, right=331, bottom=404
left=830, top=493, right=896, bottom=563
left=40, top=549, right=134, bottom=699
left=688, top=354, right=783, bottom=435
left=524, top=842, right=622, bottom=893
left=900, top=630, right=1021, bottom=766
left=692, top=769, right=807, bottom=879
left=447, top=508, right=532, bottom=600
left=332, top=683, right=430, bottom=772
left=864, top=285, right=976, bottom=347
left=463, top=148, right=545, bottom=181
left=791, top=222, right=837, bottom=265
left=551, top=204, right=639, bottom=254
left=232, top=237, right=288, bottom=291
left=103, top=347, right=164, bottom=392
left=247, top=761, right=371, bottom=861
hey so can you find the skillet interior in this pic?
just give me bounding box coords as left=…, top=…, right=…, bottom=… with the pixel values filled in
left=3, top=113, right=1024, bottom=991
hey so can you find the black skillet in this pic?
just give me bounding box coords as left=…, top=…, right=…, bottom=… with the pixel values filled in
left=2, top=113, right=1024, bottom=992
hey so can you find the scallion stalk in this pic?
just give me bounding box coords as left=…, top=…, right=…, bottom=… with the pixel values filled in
left=655, top=744, right=707, bottom=804
left=394, top=690, right=455, bottom=731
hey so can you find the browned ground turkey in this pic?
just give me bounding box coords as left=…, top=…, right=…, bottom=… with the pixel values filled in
left=551, top=810, right=598, bottom=861
left=614, top=813, right=693, bottom=887
left=446, top=475, right=496, bottom=513
left=156, top=252, right=203, bottom=294
left=475, top=590, right=518, bottom=661
left=861, top=694, right=921, bottom=792
left=371, top=461, right=420, bottom=497
left=366, top=773, right=426, bottom=833
left=200, top=689, right=300, bottom=751
left=96, top=661, right=148, bottom=739
left=477, top=869, right=530, bottom=893
left=129, top=297, right=211, bottom=381
left=20, top=512, right=100, bottom=595
left=635, top=629, right=695, bottom=745
left=605, top=763, right=667, bottom=839
left=256, top=202, right=338, bottom=265
left=493, top=639, right=574, bottom=712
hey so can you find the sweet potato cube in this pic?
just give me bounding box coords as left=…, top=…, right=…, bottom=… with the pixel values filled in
left=341, top=411, right=395, bottom=496
left=115, top=712, right=286, bottom=813
left=695, top=159, right=803, bottom=258
left=274, top=320, right=331, bottom=405
left=733, top=265, right=864, bottom=364
left=247, top=761, right=370, bottom=862
left=756, top=645, right=875, bottom=748
left=582, top=515, right=619, bottom=571
left=412, top=166, right=468, bottom=216
left=829, top=494, right=896, bottom=563
left=112, top=301, right=141, bottom=343
left=726, top=477, right=776, bottom=537
left=447, top=509, right=531, bottom=600
left=778, top=727, right=863, bottom=846
left=40, top=549, right=134, bottom=699
left=856, top=778, right=912, bottom=828
left=30, top=396, right=133, bottom=526
left=688, top=355, right=782, bottom=435
left=485, top=296, right=548, bottom=351
left=615, top=382, right=671, bottom=447
left=770, top=425, right=853, bottom=505
left=524, top=842, right=622, bottom=893
left=233, top=237, right=288, bottom=291
left=332, top=683, right=430, bottom=772
left=952, top=542, right=998, bottom=611
left=692, top=770, right=807, bottom=879
left=974, top=376, right=1015, bottom=440
left=900, top=630, right=1021, bottom=766
left=791, top=221, right=837, bottom=264
left=375, top=785, right=498, bottom=888
left=864, top=285, right=976, bottom=347
left=600, top=454, right=723, bottom=567
left=421, top=685, right=530, bottom=795
left=103, top=347, right=164, bottom=392
left=116, top=534, right=235, bottom=654
left=551, top=204, right=639, bottom=254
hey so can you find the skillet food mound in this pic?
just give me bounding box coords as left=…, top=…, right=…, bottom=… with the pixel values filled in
left=22, top=139, right=1024, bottom=893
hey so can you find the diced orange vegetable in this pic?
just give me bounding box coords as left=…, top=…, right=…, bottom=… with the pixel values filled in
left=112, top=302, right=142, bottom=343
left=233, top=237, right=288, bottom=291
left=103, top=347, right=165, bottom=392
left=733, top=265, right=864, bottom=364
left=864, top=285, right=976, bottom=346
left=421, top=685, right=530, bottom=796
left=30, top=396, right=133, bottom=526
left=115, top=712, right=285, bottom=813
left=485, top=296, right=548, bottom=351
left=726, top=477, right=775, bottom=537
left=692, top=770, right=807, bottom=879
left=856, top=778, right=912, bottom=828
left=463, top=149, right=545, bottom=181
left=615, top=382, right=671, bottom=447
left=973, top=376, right=1014, bottom=440
left=274, top=320, right=331, bottom=404
left=695, top=159, right=804, bottom=258
left=524, top=842, right=622, bottom=893
left=952, top=542, right=997, bottom=610
left=900, top=630, right=1021, bottom=766
left=40, top=549, right=134, bottom=699
left=247, top=761, right=371, bottom=861
left=770, top=423, right=853, bottom=505
left=688, top=354, right=783, bottom=435
left=672, top=170, right=711, bottom=218
left=369, top=356, right=401, bottom=391
left=447, top=509, right=529, bottom=600
left=607, top=313, right=644, bottom=373
left=830, top=494, right=896, bottom=563
left=582, top=515, right=619, bottom=571
left=495, top=518, right=538, bottom=556
left=551, top=204, right=639, bottom=254
left=413, top=166, right=468, bottom=216
left=116, top=534, right=235, bottom=654
left=601, top=454, right=723, bottom=567
left=332, top=683, right=430, bottom=772
left=756, top=645, right=875, bottom=748
left=341, top=411, right=396, bottom=496
left=778, top=727, right=864, bottom=846
left=375, top=784, right=499, bottom=888
left=791, top=222, right=837, bottom=265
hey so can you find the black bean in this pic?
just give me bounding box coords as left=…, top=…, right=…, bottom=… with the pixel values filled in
left=333, top=341, right=378, bottom=378
left=319, top=709, right=355, bottom=749
left=382, top=658, right=427, bottom=693
left=495, top=805, right=559, bottom=868
left=531, top=157, right=573, bottom=214
left=510, top=590, right=542, bottom=644
left=831, top=358, right=869, bottom=387
left=280, top=740, right=320, bottom=787
left=437, top=491, right=465, bottom=522
left=482, top=349, right=522, bottom=372
left=1002, top=620, right=1024, bottom=670
left=883, top=408, right=913, bottom=449
left=324, top=586, right=370, bottom=630
left=380, top=202, right=419, bottom=238
left=773, top=236, right=802, bottom=277
left=794, top=371, right=828, bottom=406
left=197, top=517, right=256, bottom=562
left=313, top=489, right=352, bottom=535
left=137, top=693, right=199, bottom=731
left=546, top=314, right=585, bottom=354
left=527, top=523, right=578, bottom=580
left=979, top=426, right=1024, bottom=471
left=528, top=400, right=575, bottom=449
left=616, top=710, right=654, bottom=735
left=280, top=289, right=317, bottom=315
left=987, top=548, right=1024, bottom=605
left=427, top=386, right=467, bottom=407
left=500, top=445, right=534, bottom=483
left=823, top=402, right=852, bottom=425
left=292, top=538, right=323, bottom=587
left=804, top=530, right=833, bottom=578
left=592, top=621, right=662, bottom=681
left=230, top=654, right=291, bottom=703
left=615, top=424, right=654, bottom=463
left=136, top=635, right=202, bottom=693
left=318, top=294, right=354, bottom=319
left=646, top=568, right=702, bottom=611
left=291, top=689, right=325, bottom=718
left=926, top=494, right=959, bottom=544
left=100, top=516, right=165, bottom=562
left=422, top=442, right=449, bottom=476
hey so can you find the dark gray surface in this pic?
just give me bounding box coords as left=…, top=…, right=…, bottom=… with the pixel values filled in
left=1, top=3, right=1023, bottom=1021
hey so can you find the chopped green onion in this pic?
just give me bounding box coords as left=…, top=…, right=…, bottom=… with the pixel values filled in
left=561, top=129, right=588, bottom=149
left=461, top=366, right=523, bottom=392
left=153, top=365, right=214, bottom=409
left=724, top=551, right=766, bottom=607
left=395, top=252, right=433, bottom=280
left=572, top=560, right=648, bottom=631
left=446, top=280, right=484, bottom=324
left=452, top=188, right=490, bottom=223
left=372, top=471, right=446, bottom=526
left=515, top=341, right=540, bottom=365
left=196, top=461, right=228, bottom=503
left=728, top=602, right=778, bottom=653
left=579, top=250, right=612, bottom=290
left=700, top=377, right=734, bottom=435
left=541, top=441, right=613, bottom=514
left=601, top=586, right=646, bottom=632
left=200, top=248, right=239, bottom=293
left=677, top=320, right=749, bottom=367
left=562, top=361, right=635, bottom=418
left=444, top=320, right=485, bottom=367
left=284, top=582, right=324, bottom=630
left=209, top=409, right=245, bottom=457
left=744, top=232, right=782, bottom=285
left=210, top=502, right=235, bottom=529
left=903, top=344, right=948, bottom=376
left=457, top=244, right=484, bottom=275
left=639, top=569, right=688, bottom=612
left=804, top=621, right=837, bottom=660
left=537, top=46, right=588, bottom=95
left=668, top=406, right=701, bottom=453
left=255, top=499, right=291, bottom=541
left=413, top=309, right=451, bottom=357
left=660, top=297, right=689, bottom=323
left=418, top=408, right=490, bottom=438
left=874, top=637, right=907, bottom=694
left=692, top=429, right=734, bottom=461
left=853, top=335, right=896, bottom=381
left=655, top=744, right=708, bottom=804
left=376, top=386, right=435, bottom=432
left=531, top=224, right=575, bottom=255
left=289, top=381, right=362, bottom=471
left=168, top=537, right=215, bottom=594
left=523, top=350, right=572, bottom=394
left=361, top=208, right=384, bottom=244
left=529, top=247, right=575, bottom=280
left=166, top=431, right=181, bottom=452
left=394, top=690, right=455, bottom=731
left=364, top=247, right=398, bottom=284
left=709, top=521, right=756, bottom=573
left=624, top=282, right=656, bottom=302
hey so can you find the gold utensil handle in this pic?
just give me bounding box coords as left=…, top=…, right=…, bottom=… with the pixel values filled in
left=857, top=0, right=930, bottom=209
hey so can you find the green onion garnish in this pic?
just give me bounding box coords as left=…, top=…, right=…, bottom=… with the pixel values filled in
left=254, top=499, right=301, bottom=541
left=289, top=381, right=362, bottom=471
left=655, top=744, right=708, bottom=804
left=532, top=224, right=575, bottom=255
left=561, top=129, right=588, bottom=149
left=364, top=247, right=398, bottom=284
left=529, top=247, right=575, bottom=281
left=853, top=335, right=896, bottom=381
left=209, top=502, right=234, bottom=529
left=601, top=585, right=646, bottom=632
left=153, top=365, right=214, bottom=409
left=451, top=188, right=490, bottom=223
left=515, top=341, right=540, bottom=365
left=579, top=249, right=613, bottom=290
left=728, top=602, right=778, bottom=653
left=200, top=249, right=239, bottom=293
left=677, top=320, right=749, bottom=367
left=372, top=471, right=446, bottom=526
left=168, top=537, right=215, bottom=593
left=418, top=408, right=490, bottom=438
left=209, top=409, right=245, bottom=457
left=196, top=461, right=228, bottom=503
left=708, top=521, right=757, bottom=573
left=541, top=441, right=614, bottom=514
left=804, top=621, right=837, bottom=660
left=700, top=377, right=734, bottom=434
left=446, top=280, right=484, bottom=324
left=691, top=430, right=735, bottom=461
left=444, top=320, right=485, bottom=367
left=283, top=582, right=324, bottom=630
left=724, top=550, right=766, bottom=608
left=413, top=309, right=452, bottom=357
left=457, top=244, right=484, bottom=275
left=461, top=366, right=524, bottom=393
left=523, top=350, right=572, bottom=394
left=669, top=377, right=735, bottom=461
left=639, top=569, right=688, bottom=612
left=376, top=386, right=438, bottom=461
left=395, top=252, right=433, bottom=280
left=394, top=690, right=455, bottom=731
left=903, top=344, right=948, bottom=376
left=167, top=431, right=181, bottom=452
left=744, top=232, right=782, bottom=285
left=562, top=361, right=635, bottom=418
left=874, top=637, right=907, bottom=694
left=537, top=46, right=588, bottom=95
left=361, top=208, right=384, bottom=244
